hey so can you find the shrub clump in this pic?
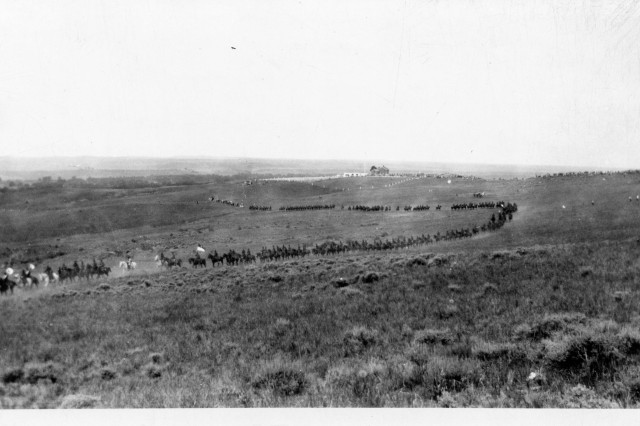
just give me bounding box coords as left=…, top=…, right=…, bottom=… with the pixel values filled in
left=149, top=353, right=164, bottom=364
left=2, top=368, right=24, bottom=384
left=561, top=384, right=620, bottom=408
left=143, top=363, right=163, bottom=379
left=578, top=266, right=594, bottom=277
left=424, top=356, right=482, bottom=398
left=406, top=257, right=427, bottom=267
left=515, top=313, right=587, bottom=341
left=544, top=333, right=624, bottom=384
left=628, top=378, right=640, bottom=403
left=24, top=362, right=62, bottom=384
left=428, top=255, right=451, bottom=267
left=361, top=272, right=380, bottom=284
left=414, top=328, right=455, bottom=346
left=333, top=277, right=349, bottom=288
left=251, top=360, right=308, bottom=397
left=343, top=326, right=379, bottom=356
left=617, top=327, right=640, bottom=356
left=99, top=367, right=117, bottom=381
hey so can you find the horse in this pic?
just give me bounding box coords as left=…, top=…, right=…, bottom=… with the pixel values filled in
left=98, top=266, right=111, bottom=277
left=0, top=275, right=17, bottom=295
left=17, top=270, right=39, bottom=288
left=188, top=257, right=207, bottom=268
left=57, top=267, right=74, bottom=283
left=223, top=251, right=241, bottom=266
left=157, top=253, right=182, bottom=269
left=208, top=252, right=224, bottom=267
left=44, top=266, right=59, bottom=284
left=119, top=261, right=137, bottom=270
left=36, top=273, right=49, bottom=287
left=162, top=257, right=182, bottom=269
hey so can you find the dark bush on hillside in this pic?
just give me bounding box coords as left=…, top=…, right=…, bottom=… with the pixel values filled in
left=343, top=326, right=379, bottom=356
left=149, top=353, right=164, bottom=364
left=579, top=266, right=594, bottom=277
left=515, top=313, right=587, bottom=341
left=414, top=328, right=454, bottom=346
left=333, top=277, right=349, bottom=288
left=406, top=257, right=427, bottom=267
left=489, top=250, right=519, bottom=260
left=361, top=272, right=379, bottom=283
left=2, top=368, right=24, bottom=384
left=628, top=378, right=640, bottom=403
left=545, top=334, right=624, bottom=384
left=143, top=362, right=164, bottom=379
left=99, top=367, right=117, bottom=381
left=24, top=362, right=62, bottom=384
left=616, top=328, right=640, bottom=355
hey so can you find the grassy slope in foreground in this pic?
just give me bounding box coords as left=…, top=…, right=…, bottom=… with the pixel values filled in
left=1, top=238, right=640, bottom=408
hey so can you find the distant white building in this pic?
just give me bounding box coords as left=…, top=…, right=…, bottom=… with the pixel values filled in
left=343, top=172, right=367, bottom=177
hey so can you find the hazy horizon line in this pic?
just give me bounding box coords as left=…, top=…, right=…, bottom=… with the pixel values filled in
left=0, top=154, right=630, bottom=172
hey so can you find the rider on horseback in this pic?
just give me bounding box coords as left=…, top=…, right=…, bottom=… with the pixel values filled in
left=124, top=250, right=133, bottom=269
left=195, top=243, right=205, bottom=260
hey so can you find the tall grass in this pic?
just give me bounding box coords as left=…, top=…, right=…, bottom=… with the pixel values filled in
left=1, top=238, right=640, bottom=407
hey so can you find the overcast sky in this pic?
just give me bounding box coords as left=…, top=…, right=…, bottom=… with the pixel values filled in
left=1, top=0, right=639, bottom=168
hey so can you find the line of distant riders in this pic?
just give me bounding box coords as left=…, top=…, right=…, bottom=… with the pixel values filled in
left=0, top=259, right=112, bottom=295
left=450, top=201, right=503, bottom=210
left=242, top=203, right=505, bottom=212
left=0, top=202, right=518, bottom=296
left=274, top=204, right=448, bottom=212
left=153, top=201, right=518, bottom=266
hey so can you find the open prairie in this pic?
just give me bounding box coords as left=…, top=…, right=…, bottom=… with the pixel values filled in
left=1, top=168, right=640, bottom=407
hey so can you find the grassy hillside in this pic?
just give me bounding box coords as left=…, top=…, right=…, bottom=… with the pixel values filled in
left=2, top=172, right=639, bottom=263
left=0, top=170, right=639, bottom=407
